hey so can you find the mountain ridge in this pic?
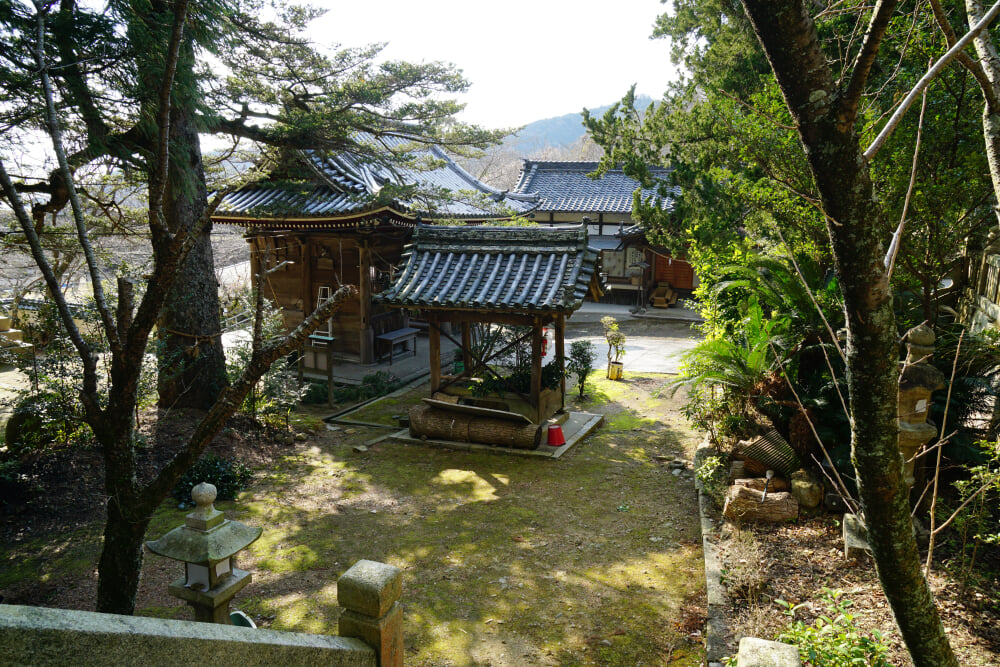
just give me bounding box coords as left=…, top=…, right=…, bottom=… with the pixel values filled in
left=504, top=94, right=655, bottom=152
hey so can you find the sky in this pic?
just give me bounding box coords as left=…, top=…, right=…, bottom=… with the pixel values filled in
left=312, top=0, right=680, bottom=129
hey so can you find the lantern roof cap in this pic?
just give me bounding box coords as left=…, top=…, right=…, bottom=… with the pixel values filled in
left=145, top=482, right=262, bottom=564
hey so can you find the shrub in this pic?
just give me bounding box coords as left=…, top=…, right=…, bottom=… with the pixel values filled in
left=171, top=454, right=253, bottom=508
left=226, top=292, right=306, bottom=423
left=301, top=381, right=330, bottom=405
left=330, top=371, right=402, bottom=404
left=301, top=372, right=402, bottom=406
left=3, top=391, right=91, bottom=459
left=696, top=454, right=730, bottom=509
left=567, top=340, right=597, bottom=398
left=776, top=588, right=892, bottom=666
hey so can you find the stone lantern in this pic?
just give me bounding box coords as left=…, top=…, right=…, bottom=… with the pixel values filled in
left=898, top=324, right=946, bottom=489
left=146, top=482, right=262, bottom=624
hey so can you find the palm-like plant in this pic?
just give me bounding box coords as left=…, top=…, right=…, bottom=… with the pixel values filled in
left=711, top=251, right=842, bottom=344
left=673, top=296, right=793, bottom=429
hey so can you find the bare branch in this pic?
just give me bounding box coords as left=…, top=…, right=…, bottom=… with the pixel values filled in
left=928, top=0, right=999, bottom=109
left=842, top=1, right=900, bottom=120
left=865, top=0, right=1000, bottom=161
left=144, top=284, right=358, bottom=503
left=885, top=73, right=929, bottom=280
left=926, top=330, right=964, bottom=575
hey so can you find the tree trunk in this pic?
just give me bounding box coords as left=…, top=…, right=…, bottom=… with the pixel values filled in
left=96, top=494, right=151, bottom=615
left=739, top=2, right=959, bottom=665
left=155, top=48, right=227, bottom=409
left=967, top=0, right=1000, bottom=227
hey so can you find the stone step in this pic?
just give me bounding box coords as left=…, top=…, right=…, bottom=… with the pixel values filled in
left=0, top=340, right=33, bottom=357
left=0, top=328, right=24, bottom=343
left=0, top=316, right=11, bottom=331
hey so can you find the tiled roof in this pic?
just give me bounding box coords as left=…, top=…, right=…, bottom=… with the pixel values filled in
left=214, top=136, right=539, bottom=223
left=512, top=160, right=676, bottom=214
left=374, top=224, right=601, bottom=314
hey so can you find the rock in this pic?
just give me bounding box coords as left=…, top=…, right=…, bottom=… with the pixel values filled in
left=672, top=469, right=682, bottom=476
left=723, top=485, right=798, bottom=523
left=668, top=459, right=687, bottom=470
left=842, top=513, right=871, bottom=560
left=790, top=470, right=823, bottom=510
left=281, top=434, right=295, bottom=445
left=353, top=445, right=369, bottom=453
left=294, top=433, right=308, bottom=442
left=736, top=637, right=801, bottom=666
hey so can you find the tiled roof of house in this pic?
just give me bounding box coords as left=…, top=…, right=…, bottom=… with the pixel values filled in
left=512, top=160, right=675, bottom=214
left=213, top=136, right=539, bottom=224
left=373, top=224, right=601, bottom=314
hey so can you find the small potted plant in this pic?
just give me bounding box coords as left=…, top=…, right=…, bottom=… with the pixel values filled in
left=601, top=316, right=626, bottom=380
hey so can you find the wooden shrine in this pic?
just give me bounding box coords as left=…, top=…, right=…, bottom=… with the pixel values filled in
left=374, top=223, right=603, bottom=448
left=212, top=142, right=538, bottom=368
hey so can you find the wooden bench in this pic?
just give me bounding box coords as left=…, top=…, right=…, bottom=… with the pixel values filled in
left=376, top=327, right=419, bottom=364
left=650, top=282, right=678, bottom=309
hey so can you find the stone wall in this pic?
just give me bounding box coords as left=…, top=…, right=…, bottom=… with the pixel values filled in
left=0, top=604, right=376, bottom=667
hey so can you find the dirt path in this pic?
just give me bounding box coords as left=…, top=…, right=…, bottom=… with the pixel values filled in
left=1, top=372, right=706, bottom=666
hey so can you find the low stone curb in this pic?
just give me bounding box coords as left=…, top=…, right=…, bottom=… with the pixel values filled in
left=695, top=439, right=728, bottom=666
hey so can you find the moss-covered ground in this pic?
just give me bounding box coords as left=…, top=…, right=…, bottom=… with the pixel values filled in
left=2, top=372, right=706, bottom=666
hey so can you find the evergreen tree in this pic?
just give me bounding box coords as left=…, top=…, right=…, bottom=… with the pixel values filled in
left=0, top=0, right=501, bottom=615
left=1, top=0, right=504, bottom=408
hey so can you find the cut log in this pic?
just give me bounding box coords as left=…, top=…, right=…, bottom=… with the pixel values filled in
left=733, top=477, right=790, bottom=493
left=408, top=405, right=543, bottom=449
left=732, top=455, right=768, bottom=477
left=723, top=485, right=798, bottom=523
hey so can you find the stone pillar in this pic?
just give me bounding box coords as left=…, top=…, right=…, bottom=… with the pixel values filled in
left=897, top=324, right=945, bottom=489
left=338, top=559, right=403, bottom=667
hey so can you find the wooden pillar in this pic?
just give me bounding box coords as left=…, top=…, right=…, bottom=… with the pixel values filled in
left=461, top=322, right=472, bottom=377
left=358, top=240, right=373, bottom=364
left=299, top=235, right=311, bottom=318
left=326, top=344, right=335, bottom=406
left=429, top=314, right=442, bottom=394
left=530, top=317, right=543, bottom=422
left=555, top=314, right=566, bottom=412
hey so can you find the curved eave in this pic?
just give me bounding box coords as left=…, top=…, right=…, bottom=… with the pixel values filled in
left=372, top=299, right=584, bottom=316
left=211, top=206, right=419, bottom=229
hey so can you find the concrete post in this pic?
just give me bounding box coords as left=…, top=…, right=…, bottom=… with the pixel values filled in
left=338, top=560, right=403, bottom=667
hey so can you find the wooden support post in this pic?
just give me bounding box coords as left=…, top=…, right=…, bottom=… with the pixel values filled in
left=327, top=344, right=335, bottom=407
left=300, top=235, right=311, bottom=318
left=429, top=315, right=442, bottom=394
left=530, top=318, right=543, bottom=422
left=358, top=241, right=373, bottom=364
left=555, top=314, right=565, bottom=412
left=461, top=321, right=472, bottom=376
